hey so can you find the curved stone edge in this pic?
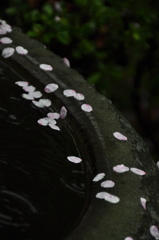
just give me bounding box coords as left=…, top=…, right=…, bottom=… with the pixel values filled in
left=0, top=26, right=159, bottom=240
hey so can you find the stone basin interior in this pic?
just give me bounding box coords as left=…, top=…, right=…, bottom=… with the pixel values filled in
left=0, top=61, right=91, bottom=240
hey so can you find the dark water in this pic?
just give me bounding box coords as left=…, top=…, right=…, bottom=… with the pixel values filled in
left=0, top=64, right=87, bottom=240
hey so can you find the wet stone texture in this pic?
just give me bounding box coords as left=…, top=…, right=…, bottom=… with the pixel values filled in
left=0, top=25, right=159, bottom=240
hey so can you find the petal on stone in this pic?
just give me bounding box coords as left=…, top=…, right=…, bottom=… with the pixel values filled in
left=113, top=164, right=129, bottom=173
left=37, top=118, right=49, bottom=126
left=16, top=46, right=28, bottom=55
left=48, top=123, right=60, bottom=131
left=67, top=156, right=82, bottom=164
left=32, top=91, right=42, bottom=98
left=63, top=89, right=76, bottom=97
left=0, top=28, right=6, bottom=34
left=96, top=192, right=120, bottom=204
left=15, top=81, right=28, bottom=87
left=150, top=226, right=159, bottom=239
left=1, top=22, right=12, bottom=32
left=93, top=173, right=105, bottom=182
left=2, top=47, right=15, bottom=58
left=22, top=93, right=34, bottom=100
left=101, top=180, right=115, bottom=188
left=81, top=104, right=93, bottom=112
left=47, top=112, right=60, bottom=119
left=39, top=64, right=53, bottom=71
left=74, top=93, right=85, bottom=100
left=63, top=57, right=70, bottom=67
left=40, top=99, right=51, bottom=107
left=124, top=237, right=134, bottom=240
left=44, top=83, right=59, bottom=93
left=23, top=85, right=36, bottom=92
left=60, top=106, right=67, bottom=119
left=113, top=132, right=127, bottom=141
left=130, top=167, right=146, bottom=176
left=32, top=100, right=45, bottom=108
left=0, top=37, right=12, bottom=44
left=140, top=197, right=147, bottom=210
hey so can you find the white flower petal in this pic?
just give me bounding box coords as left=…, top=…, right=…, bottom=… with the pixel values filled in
left=130, top=167, right=146, bottom=176
left=67, top=156, right=82, bottom=164
left=22, top=93, right=34, bottom=100
left=32, top=100, right=45, bottom=108
left=81, top=104, right=93, bottom=112
left=16, top=46, right=28, bottom=55
left=23, top=85, right=36, bottom=92
left=74, top=93, right=85, bottom=100
left=0, top=28, right=6, bottom=34
left=93, top=173, right=105, bottom=182
left=60, top=106, right=67, bottom=119
left=39, top=64, right=53, bottom=71
left=113, top=164, right=129, bottom=173
left=2, top=47, right=15, bottom=58
left=15, top=81, right=28, bottom=87
left=63, top=89, right=76, bottom=97
left=101, top=180, right=115, bottom=188
left=37, top=118, right=49, bottom=126
left=150, top=226, right=159, bottom=239
left=1, top=22, right=12, bottom=32
left=47, top=112, right=60, bottom=119
left=140, top=197, right=147, bottom=210
left=47, top=118, right=56, bottom=124
left=0, top=37, right=12, bottom=44
left=96, top=192, right=120, bottom=204
left=63, top=57, right=70, bottom=67
left=32, top=91, right=42, bottom=98
left=48, top=123, right=60, bottom=131
left=113, top=132, right=127, bottom=141
left=44, top=83, right=59, bottom=93
left=124, top=237, right=134, bottom=240
left=40, top=99, right=51, bottom=107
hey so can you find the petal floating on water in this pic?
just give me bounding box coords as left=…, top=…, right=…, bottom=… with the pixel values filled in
left=39, top=64, right=53, bottom=71
left=113, top=132, right=127, bottom=141
left=74, top=93, right=85, bottom=100
left=113, top=164, right=129, bottom=173
left=150, top=225, right=159, bottom=239
left=140, top=197, right=147, bottom=210
left=63, top=57, right=70, bottom=67
left=81, top=104, right=93, bottom=112
left=93, top=173, right=105, bottom=182
left=67, top=156, right=82, bottom=164
left=96, top=192, right=120, bottom=204
left=60, top=106, right=67, bottom=119
left=16, top=46, right=28, bottom=55
left=44, top=83, right=59, bottom=93
left=63, top=89, right=76, bottom=97
left=130, top=167, right=146, bottom=176
left=0, top=37, right=12, bottom=44
left=15, top=81, right=28, bottom=87
left=101, top=180, right=115, bottom=188
left=2, top=47, right=15, bottom=58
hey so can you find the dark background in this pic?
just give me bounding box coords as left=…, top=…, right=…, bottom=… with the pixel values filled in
left=0, top=0, right=159, bottom=162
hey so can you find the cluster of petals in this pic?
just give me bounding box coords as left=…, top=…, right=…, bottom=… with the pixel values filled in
left=39, top=64, right=53, bottom=71
left=63, top=89, right=85, bottom=101
left=38, top=114, right=60, bottom=131
left=0, top=37, right=12, bottom=44
left=32, top=99, right=51, bottom=108
left=96, top=192, right=120, bottom=204
left=93, top=173, right=105, bottom=182
left=22, top=85, right=42, bottom=100
left=150, top=225, right=159, bottom=239
left=67, top=156, right=82, bottom=164
left=2, top=46, right=28, bottom=58
left=113, top=132, right=127, bottom=141
left=0, top=20, right=12, bottom=34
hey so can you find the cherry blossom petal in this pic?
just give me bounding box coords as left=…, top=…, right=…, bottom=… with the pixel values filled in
left=2, top=47, right=15, bottom=58
left=37, top=118, right=49, bottom=126
left=63, top=89, right=76, bottom=97
left=74, top=93, right=85, bottom=100
left=0, top=22, right=12, bottom=32
left=32, top=100, right=45, bottom=108
left=40, top=99, right=51, bottom=107
left=44, top=83, right=59, bottom=93
left=124, top=237, right=134, bottom=240
left=101, top=180, right=115, bottom=188
left=81, top=104, right=93, bottom=112
left=15, top=81, right=28, bottom=87
left=60, top=106, right=67, bottom=119
left=92, top=173, right=105, bottom=182
left=48, top=123, right=60, bottom=131
left=0, top=28, right=6, bottom=34
left=16, top=46, right=28, bottom=55
left=47, top=112, right=60, bottom=119
left=113, top=164, right=129, bottom=173
left=63, top=57, right=70, bottom=67
left=113, top=132, right=127, bottom=141
left=96, top=192, right=120, bottom=204
left=47, top=118, right=56, bottom=124
left=39, top=64, right=53, bottom=71
left=150, top=226, right=159, bottom=239
left=23, top=85, right=35, bottom=92
left=140, top=197, right=147, bottom=210
left=22, top=93, right=34, bottom=100
left=67, top=156, right=82, bottom=164
left=130, top=167, right=146, bottom=176
left=32, top=91, right=42, bottom=98
left=0, top=37, right=12, bottom=44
